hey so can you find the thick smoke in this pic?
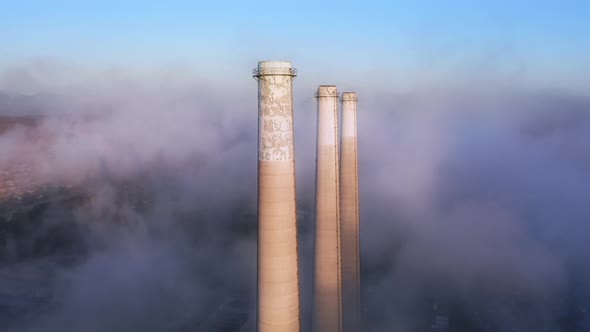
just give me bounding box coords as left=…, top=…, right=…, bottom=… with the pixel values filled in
left=1, top=60, right=590, bottom=331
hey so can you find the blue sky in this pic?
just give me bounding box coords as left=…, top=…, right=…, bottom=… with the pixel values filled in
left=1, top=0, right=589, bottom=90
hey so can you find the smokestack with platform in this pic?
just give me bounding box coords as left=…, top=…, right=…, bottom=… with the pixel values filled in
left=253, top=61, right=302, bottom=332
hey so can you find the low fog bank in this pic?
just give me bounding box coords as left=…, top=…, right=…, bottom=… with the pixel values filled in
left=0, top=64, right=261, bottom=331
left=359, top=91, right=590, bottom=331
left=1, top=63, right=590, bottom=331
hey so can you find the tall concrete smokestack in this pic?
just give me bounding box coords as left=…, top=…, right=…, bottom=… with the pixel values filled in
left=312, top=85, right=342, bottom=332
left=340, top=92, right=360, bottom=332
left=253, top=61, right=301, bottom=332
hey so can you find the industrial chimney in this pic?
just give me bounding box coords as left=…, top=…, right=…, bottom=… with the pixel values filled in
left=340, top=92, right=360, bottom=332
left=312, top=85, right=342, bottom=332
left=253, top=61, right=301, bottom=332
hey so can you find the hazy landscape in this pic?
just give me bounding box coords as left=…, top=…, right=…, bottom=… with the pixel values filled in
left=2, top=2, right=590, bottom=331
left=1, top=62, right=589, bottom=331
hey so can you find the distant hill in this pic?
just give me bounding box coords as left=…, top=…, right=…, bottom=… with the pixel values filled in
left=0, top=116, right=40, bottom=135
left=0, top=91, right=60, bottom=117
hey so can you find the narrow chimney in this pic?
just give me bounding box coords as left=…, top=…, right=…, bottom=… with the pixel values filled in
left=253, top=61, right=301, bottom=332
left=312, top=85, right=342, bottom=332
left=340, top=92, right=361, bottom=332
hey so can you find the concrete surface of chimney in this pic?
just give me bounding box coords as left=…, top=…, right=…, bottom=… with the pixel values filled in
left=340, top=92, right=360, bottom=332
left=253, top=61, right=301, bottom=332
left=312, top=85, right=342, bottom=332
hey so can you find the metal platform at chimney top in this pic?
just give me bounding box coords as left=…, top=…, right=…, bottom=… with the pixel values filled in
left=252, top=67, right=297, bottom=78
